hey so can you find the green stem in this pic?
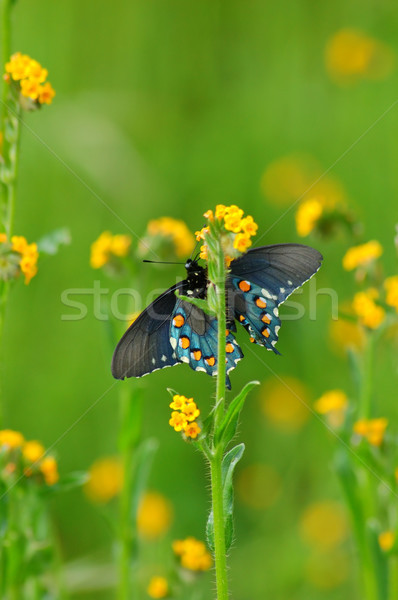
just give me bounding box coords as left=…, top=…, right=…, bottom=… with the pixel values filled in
left=1, top=0, right=11, bottom=215
left=359, top=333, right=374, bottom=419
left=388, top=555, right=398, bottom=600
left=209, top=236, right=229, bottom=600
left=118, top=384, right=142, bottom=600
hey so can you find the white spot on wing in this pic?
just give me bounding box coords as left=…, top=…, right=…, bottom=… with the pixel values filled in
left=170, top=337, right=177, bottom=350
left=161, top=355, right=167, bottom=362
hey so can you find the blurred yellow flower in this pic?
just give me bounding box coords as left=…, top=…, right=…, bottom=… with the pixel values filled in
left=137, top=492, right=173, bottom=539
left=325, top=29, right=394, bottom=85
left=305, top=550, right=350, bottom=590
left=147, top=576, right=169, bottom=599
left=314, top=390, right=348, bottom=428
left=342, top=240, right=382, bottom=271
left=352, top=288, right=385, bottom=329
left=40, top=456, right=59, bottom=485
left=10, top=235, right=39, bottom=284
left=172, top=537, right=212, bottom=571
left=379, top=531, right=395, bottom=552
left=261, top=154, right=346, bottom=207
left=236, top=463, right=282, bottom=510
left=260, top=377, right=310, bottom=431
left=295, top=198, right=323, bottom=237
left=84, top=457, right=123, bottom=503
left=90, top=231, right=132, bottom=269
left=0, top=232, right=7, bottom=243
left=22, top=440, right=45, bottom=463
left=146, top=217, right=195, bottom=258
left=385, top=276, right=398, bottom=312
left=329, top=317, right=365, bottom=354
left=5, top=52, right=56, bottom=107
left=0, top=429, right=25, bottom=449
left=299, top=501, right=348, bottom=550
left=353, top=418, right=388, bottom=447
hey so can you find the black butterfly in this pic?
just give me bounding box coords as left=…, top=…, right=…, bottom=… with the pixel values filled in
left=111, top=244, right=323, bottom=388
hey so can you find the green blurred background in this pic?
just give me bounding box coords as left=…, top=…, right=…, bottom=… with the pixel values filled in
left=3, top=0, right=398, bottom=597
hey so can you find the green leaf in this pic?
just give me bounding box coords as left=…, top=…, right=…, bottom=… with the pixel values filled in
left=216, top=381, right=259, bottom=448
left=206, top=443, right=245, bottom=552
left=37, top=228, right=71, bottom=255
left=174, top=290, right=215, bottom=316
left=40, top=471, right=89, bottom=496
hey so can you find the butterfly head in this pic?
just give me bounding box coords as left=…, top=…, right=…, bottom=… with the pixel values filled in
left=184, top=258, right=207, bottom=296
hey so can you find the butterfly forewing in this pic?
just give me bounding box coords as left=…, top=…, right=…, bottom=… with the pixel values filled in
left=111, top=283, right=183, bottom=379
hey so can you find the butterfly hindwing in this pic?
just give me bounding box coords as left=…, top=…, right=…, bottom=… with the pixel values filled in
left=170, top=299, right=243, bottom=388
left=111, top=283, right=183, bottom=379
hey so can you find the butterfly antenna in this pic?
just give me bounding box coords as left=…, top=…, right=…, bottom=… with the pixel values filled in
left=143, top=259, right=185, bottom=265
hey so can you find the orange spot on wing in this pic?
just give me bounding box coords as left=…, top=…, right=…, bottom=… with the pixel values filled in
left=205, top=356, right=216, bottom=366
left=173, top=314, right=185, bottom=328
left=250, top=337, right=255, bottom=343
left=225, top=329, right=230, bottom=337
left=262, top=327, right=270, bottom=338
left=180, top=336, right=190, bottom=349
left=226, top=343, right=234, bottom=353
left=261, top=314, right=271, bottom=324
left=239, top=280, right=251, bottom=292
left=256, top=297, right=267, bottom=308
left=239, top=315, right=245, bottom=322
left=192, top=349, right=202, bottom=360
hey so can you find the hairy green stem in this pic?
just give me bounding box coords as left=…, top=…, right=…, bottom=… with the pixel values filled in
left=209, top=237, right=229, bottom=600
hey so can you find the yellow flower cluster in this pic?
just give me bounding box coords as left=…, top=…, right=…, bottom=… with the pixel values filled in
left=0, top=234, right=39, bottom=284
left=172, top=537, right=212, bottom=571
left=137, top=492, right=173, bottom=539
left=169, top=394, right=201, bottom=439
left=314, top=390, right=348, bottom=428
left=146, top=217, right=195, bottom=258
left=84, top=457, right=123, bottom=503
left=325, top=29, right=394, bottom=85
left=352, top=288, right=385, bottom=329
left=295, top=198, right=324, bottom=237
left=385, top=275, right=398, bottom=312
left=147, top=576, right=169, bottom=599
left=90, top=231, right=132, bottom=269
left=353, top=418, right=388, bottom=447
left=197, top=205, right=258, bottom=263
left=379, top=531, right=395, bottom=552
left=342, top=240, right=382, bottom=271
left=0, top=429, right=59, bottom=485
left=4, top=52, right=55, bottom=105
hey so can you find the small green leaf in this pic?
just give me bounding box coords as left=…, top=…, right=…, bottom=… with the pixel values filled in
left=206, top=443, right=245, bottom=552
left=216, top=381, right=259, bottom=448
left=37, top=228, right=71, bottom=255
left=174, top=290, right=215, bottom=316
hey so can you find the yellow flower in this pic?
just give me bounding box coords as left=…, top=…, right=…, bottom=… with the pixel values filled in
left=137, top=492, right=173, bottom=539
left=299, top=501, right=348, bottom=550
left=0, top=233, right=7, bottom=243
left=260, top=377, right=310, bottom=431
left=4, top=52, right=55, bottom=107
left=241, top=215, right=258, bottom=237
left=353, top=418, right=388, bottom=447
left=110, top=234, right=131, bottom=257
left=184, top=421, right=201, bottom=439
left=325, top=29, right=394, bottom=85
left=199, top=244, right=208, bottom=261
left=343, top=240, right=382, bottom=271
left=11, top=235, right=28, bottom=254
left=215, top=204, right=228, bottom=219
left=84, top=457, right=123, bottom=503
left=147, top=576, right=169, bottom=599
left=146, top=217, right=195, bottom=258
left=10, top=236, right=39, bottom=284
left=22, top=440, right=45, bottom=463
left=181, top=401, right=200, bottom=422
left=0, top=429, right=25, bottom=449
left=38, top=82, right=56, bottom=105
left=233, top=232, right=252, bottom=253
left=379, top=531, right=395, bottom=552
left=169, top=394, right=190, bottom=411
left=295, top=198, right=323, bottom=237
left=352, top=289, right=385, bottom=329
left=385, top=275, right=398, bottom=312
left=203, top=209, right=214, bottom=221
left=329, top=317, right=365, bottom=355
left=169, top=411, right=188, bottom=432
left=236, top=463, right=282, bottom=510
left=40, top=456, right=59, bottom=485
left=172, top=537, right=212, bottom=571
left=224, top=206, right=244, bottom=233
left=314, top=390, right=348, bottom=428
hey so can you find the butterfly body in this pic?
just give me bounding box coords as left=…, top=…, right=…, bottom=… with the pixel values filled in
left=111, top=244, right=323, bottom=386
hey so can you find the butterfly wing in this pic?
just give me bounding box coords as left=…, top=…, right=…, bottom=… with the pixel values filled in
left=228, top=244, right=323, bottom=351
left=170, top=299, right=243, bottom=389
left=111, top=283, right=183, bottom=379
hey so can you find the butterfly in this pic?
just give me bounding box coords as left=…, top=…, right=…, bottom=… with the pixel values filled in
left=111, top=244, right=323, bottom=388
